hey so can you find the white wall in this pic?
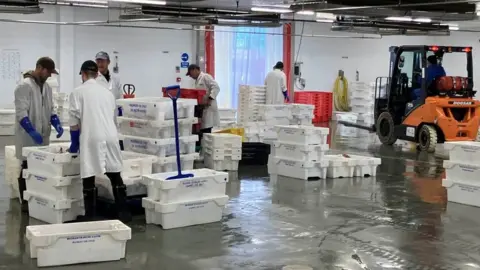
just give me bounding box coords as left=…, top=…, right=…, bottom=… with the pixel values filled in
left=294, top=22, right=480, bottom=92
left=0, top=5, right=196, bottom=107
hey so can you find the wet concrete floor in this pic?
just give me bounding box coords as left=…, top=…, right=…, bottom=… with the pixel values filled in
left=1, top=125, right=480, bottom=270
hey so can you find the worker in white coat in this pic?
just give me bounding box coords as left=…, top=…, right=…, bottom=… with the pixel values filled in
left=187, top=64, right=220, bottom=135
left=69, top=60, right=131, bottom=222
left=95, top=51, right=122, bottom=100
left=265, top=61, right=289, bottom=104
left=15, top=57, right=63, bottom=212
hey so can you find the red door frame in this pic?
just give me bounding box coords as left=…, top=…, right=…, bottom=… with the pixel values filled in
left=205, top=25, right=215, bottom=78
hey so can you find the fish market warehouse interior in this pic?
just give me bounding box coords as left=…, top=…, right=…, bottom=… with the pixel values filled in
left=3, top=0, right=480, bottom=269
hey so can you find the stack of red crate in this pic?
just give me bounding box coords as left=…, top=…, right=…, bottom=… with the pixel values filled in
left=162, top=88, right=207, bottom=133
left=294, top=91, right=333, bottom=123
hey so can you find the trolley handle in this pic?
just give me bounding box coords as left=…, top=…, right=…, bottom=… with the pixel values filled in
left=164, top=85, right=181, bottom=100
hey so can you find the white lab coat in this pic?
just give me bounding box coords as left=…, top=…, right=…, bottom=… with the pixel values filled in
left=265, top=69, right=287, bottom=104
left=69, top=79, right=123, bottom=178
left=195, top=72, right=220, bottom=129
left=96, top=72, right=123, bottom=100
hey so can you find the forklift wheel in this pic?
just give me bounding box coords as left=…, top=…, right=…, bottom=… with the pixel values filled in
left=376, top=112, right=397, bottom=145
left=418, top=125, right=437, bottom=153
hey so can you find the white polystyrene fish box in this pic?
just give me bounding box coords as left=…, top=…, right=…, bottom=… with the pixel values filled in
left=143, top=168, right=228, bottom=203
left=0, top=123, right=15, bottom=135
left=96, top=175, right=146, bottom=200
left=117, top=97, right=197, bottom=121
left=290, top=115, right=313, bottom=126
left=22, top=144, right=80, bottom=177
left=324, top=155, right=357, bottom=178
left=203, top=147, right=241, bottom=161
left=443, top=160, right=480, bottom=183
left=24, top=170, right=83, bottom=200
left=153, top=153, right=199, bottom=173
left=273, top=141, right=328, bottom=162
left=443, top=179, right=480, bottom=207
left=244, top=134, right=264, bottom=143
left=444, top=141, right=480, bottom=164
left=5, top=145, right=21, bottom=199
left=202, top=133, right=242, bottom=149
left=274, top=157, right=329, bottom=180
left=121, top=151, right=156, bottom=178
left=142, top=195, right=228, bottom=229
left=202, top=146, right=241, bottom=156
left=346, top=155, right=381, bottom=177
left=26, top=220, right=131, bottom=267
left=0, top=109, right=15, bottom=123
left=24, top=190, right=84, bottom=224
left=268, top=154, right=276, bottom=175
left=122, top=135, right=198, bottom=157
left=276, top=125, right=329, bottom=145
left=204, top=155, right=240, bottom=171
left=117, top=117, right=197, bottom=139
left=218, top=108, right=237, bottom=119
left=291, top=103, right=314, bottom=116
left=254, top=104, right=293, bottom=118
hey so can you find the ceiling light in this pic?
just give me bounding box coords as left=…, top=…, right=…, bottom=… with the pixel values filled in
left=251, top=7, right=293, bottom=13
left=111, top=0, right=166, bottom=5
left=65, top=0, right=107, bottom=4
left=449, top=26, right=459, bottom=31
left=413, top=18, right=432, bottom=23
left=316, top=12, right=336, bottom=20
left=385, top=17, right=412, bottom=22
left=316, top=19, right=334, bottom=23
left=296, top=10, right=315, bottom=15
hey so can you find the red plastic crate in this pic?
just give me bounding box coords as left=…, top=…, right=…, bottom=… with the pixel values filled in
left=161, top=88, right=207, bottom=105
left=294, top=91, right=332, bottom=123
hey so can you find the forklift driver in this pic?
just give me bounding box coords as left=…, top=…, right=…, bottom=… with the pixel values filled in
left=412, top=55, right=446, bottom=101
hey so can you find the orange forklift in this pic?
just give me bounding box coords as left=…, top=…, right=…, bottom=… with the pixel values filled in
left=341, top=45, right=480, bottom=153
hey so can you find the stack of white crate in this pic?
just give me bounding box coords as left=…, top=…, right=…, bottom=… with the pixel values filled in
left=237, top=85, right=266, bottom=124
left=0, top=109, right=16, bottom=136
left=51, top=92, right=71, bottom=142
left=349, top=82, right=375, bottom=126
left=268, top=125, right=381, bottom=180
left=217, top=108, right=237, bottom=130
left=5, top=145, right=21, bottom=199
left=443, top=142, right=480, bottom=207
left=117, top=97, right=199, bottom=175
left=268, top=125, right=330, bottom=180
left=241, top=121, right=265, bottom=143
left=202, top=133, right=242, bottom=171
left=21, top=143, right=84, bottom=224
left=141, top=168, right=229, bottom=229
left=255, top=104, right=292, bottom=143
left=290, top=104, right=314, bottom=126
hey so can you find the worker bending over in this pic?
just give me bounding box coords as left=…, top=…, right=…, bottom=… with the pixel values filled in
left=15, top=57, right=63, bottom=212
left=265, top=61, right=289, bottom=104
left=69, top=60, right=131, bottom=222
left=187, top=64, right=220, bottom=138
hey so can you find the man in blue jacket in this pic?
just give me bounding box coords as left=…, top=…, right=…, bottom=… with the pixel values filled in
left=412, top=55, right=446, bottom=101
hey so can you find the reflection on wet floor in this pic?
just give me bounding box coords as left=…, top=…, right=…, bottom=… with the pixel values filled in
left=1, top=126, right=480, bottom=269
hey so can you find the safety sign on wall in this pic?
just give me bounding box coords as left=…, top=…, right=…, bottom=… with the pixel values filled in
left=180, top=53, right=189, bottom=68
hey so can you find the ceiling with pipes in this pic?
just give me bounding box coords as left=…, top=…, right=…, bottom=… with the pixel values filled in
left=1, top=0, right=480, bottom=34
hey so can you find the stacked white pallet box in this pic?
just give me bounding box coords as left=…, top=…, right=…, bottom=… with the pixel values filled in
left=255, top=104, right=292, bottom=143
left=237, top=85, right=266, bottom=124
left=217, top=108, right=237, bottom=130
left=116, top=97, right=199, bottom=174
left=0, top=109, right=16, bottom=136
left=290, top=103, right=314, bottom=126
left=241, top=121, right=265, bottom=143
left=21, top=143, right=84, bottom=224
left=26, top=220, right=131, bottom=267
left=269, top=125, right=330, bottom=180
left=141, top=168, right=229, bottom=229
left=5, top=145, right=21, bottom=199
left=202, top=133, right=242, bottom=171
left=349, top=82, right=375, bottom=126
left=443, top=141, right=480, bottom=207
left=332, top=111, right=359, bottom=137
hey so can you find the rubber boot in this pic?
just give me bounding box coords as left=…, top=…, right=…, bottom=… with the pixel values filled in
left=112, top=185, right=132, bottom=223
left=78, top=187, right=97, bottom=222
left=17, top=177, right=28, bottom=213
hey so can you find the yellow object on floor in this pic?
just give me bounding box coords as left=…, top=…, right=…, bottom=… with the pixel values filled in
left=214, top=128, right=245, bottom=141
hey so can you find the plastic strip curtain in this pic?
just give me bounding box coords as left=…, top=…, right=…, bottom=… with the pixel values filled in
left=214, top=26, right=283, bottom=109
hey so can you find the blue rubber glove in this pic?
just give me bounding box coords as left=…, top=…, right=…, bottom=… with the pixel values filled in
left=282, top=91, right=290, bottom=102
left=20, top=117, right=43, bottom=145
left=118, top=106, right=123, bottom=117
left=50, top=114, right=64, bottom=138
left=69, top=129, right=80, bottom=154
